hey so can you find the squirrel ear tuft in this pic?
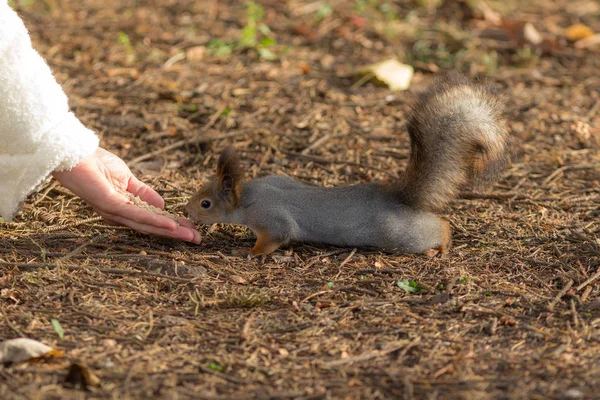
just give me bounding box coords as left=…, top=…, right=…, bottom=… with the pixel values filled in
left=217, top=147, right=243, bottom=207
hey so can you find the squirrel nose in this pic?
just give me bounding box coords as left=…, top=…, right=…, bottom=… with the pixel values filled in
left=184, top=202, right=194, bottom=219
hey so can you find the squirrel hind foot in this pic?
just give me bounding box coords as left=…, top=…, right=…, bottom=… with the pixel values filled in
left=422, top=220, right=451, bottom=257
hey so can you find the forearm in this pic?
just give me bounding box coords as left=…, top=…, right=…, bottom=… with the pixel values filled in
left=0, top=2, right=98, bottom=220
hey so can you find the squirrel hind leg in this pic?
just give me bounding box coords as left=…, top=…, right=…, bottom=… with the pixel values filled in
left=421, top=220, right=452, bottom=257
left=251, top=230, right=284, bottom=255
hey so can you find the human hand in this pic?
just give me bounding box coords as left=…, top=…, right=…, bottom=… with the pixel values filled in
left=52, top=147, right=201, bottom=243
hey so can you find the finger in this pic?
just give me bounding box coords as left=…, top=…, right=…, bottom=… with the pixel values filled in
left=127, top=176, right=165, bottom=209
left=99, top=202, right=179, bottom=231
left=101, top=212, right=201, bottom=243
left=176, top=216, right=196, bottom=229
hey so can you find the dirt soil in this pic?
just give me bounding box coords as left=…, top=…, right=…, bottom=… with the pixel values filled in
left=1, top=0, right=600, bottom=399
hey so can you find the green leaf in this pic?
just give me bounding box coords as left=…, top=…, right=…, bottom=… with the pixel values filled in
left=240, top=26, right=257, bottom=48
left=246, top=1, right=265, bottom=25
left=326, top=282, right=334, bottom=289
left=397, top=280, right=422, bottom=293
left=209, top=362, right=223, bottom=372
left=316, top=3, right=333, bottom=20
left=258, top=23, right=272, bottom=36
left=220, top=107, right=232, bottom=116
left=259, top=37, right=277, bottom=47
left=51, top=319, right=64, bottom=340
left=208, top=39, right=233, bottom=56
left=258, top=48, right=277, bottom=61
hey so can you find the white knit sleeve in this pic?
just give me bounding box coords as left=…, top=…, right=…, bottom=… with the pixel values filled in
left=0, top=2, right=99, bottom=221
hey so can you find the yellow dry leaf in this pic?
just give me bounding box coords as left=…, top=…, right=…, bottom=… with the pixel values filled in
left=566, top=24, right=595, bottom=41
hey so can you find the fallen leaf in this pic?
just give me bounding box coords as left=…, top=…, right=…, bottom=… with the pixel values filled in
left=0, top=338, right=62, bottom=364
left=51, top=319, right=64, bottom=340
left=293, top=25, right=318, bottom=40
left=105, top=67, right=140, bottom=79
left=186, top=45, right=206, bottom=61
left=397, top=279, right=422, bottom=293
left=358, top=59, right=413, bottom=91
left=350, top=16, right=366, bottom=28
left=523, top=22, right=543, bottom=45
left=565, top=24, right=595, bottom=41
left=502, top=19, right=543, bottom=47
left=316, top=301, right=335, bottom=309
left=575, top=34, right=600, bottom=49
left=232, top=275, right=248, bottom=284
left=475, top=1, right=501, bottom=25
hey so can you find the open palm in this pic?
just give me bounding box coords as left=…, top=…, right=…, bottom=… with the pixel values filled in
left=53, top=148, right=201, bottom=243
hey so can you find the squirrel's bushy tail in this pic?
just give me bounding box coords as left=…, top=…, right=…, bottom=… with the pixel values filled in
left=397, top=71, right=508, bottom=212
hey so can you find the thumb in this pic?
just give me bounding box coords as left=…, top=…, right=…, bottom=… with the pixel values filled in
left=127, top=176, right=165, bottom=209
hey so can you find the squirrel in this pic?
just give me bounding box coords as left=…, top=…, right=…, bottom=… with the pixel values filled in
left=184, top=72, right=508, bottom=256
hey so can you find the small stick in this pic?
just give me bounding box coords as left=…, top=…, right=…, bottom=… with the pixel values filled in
left=547, top=279, right=573, bottom=311
left=334, top=248, right=357, bottom=280
left=576, top=268, right=600, bottom=292
left=241, top=311, right=257, bottom=341
left=282, top=150, right=388, bottom=171
left=301, top=133, right=331, bottom=155
left=300, top=290, right=328, bottom=304
left=128, top=131, right=249, bottom=166
left=581, top=285, right=593, bottom=302
left=542, top=164, right=600, bottom=186
left=2, top=262, right=194, bottom=283
left=488, top=317, right=498, bottom=336
left=351, top=71, right=375, bottom=90
left=56, top=233, right=107, bottom=263
left=33, top=181, right=59, bottom=206
left=1, top=307, right=24, bottom=337
left=41, top=216, right=103, bottom=233
left=570, top=299, right=579, bottom=328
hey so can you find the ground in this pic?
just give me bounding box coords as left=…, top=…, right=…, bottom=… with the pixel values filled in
left=1, top=0, right=600, bottom=399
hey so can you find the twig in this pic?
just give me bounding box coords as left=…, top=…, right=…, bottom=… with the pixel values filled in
left=334, top=248, right=357, bottom=280
left=323, top=339, right=413, bottom=367
left=128, top=130, right=249, bottom=167
left=56, top=233, right=107, bottom=263
left=241, top=311, right=257, bottom=341
left=570, top=299, right=579, bottom=328
left=282, top=150, right=387, bottom=171
left=1, top=307, right=24, bottom=337
left=301, top=133, right=331, bottom=155
left=40, top=216, right=104, bottom=233
left=488, top=317, right=498, bottom=336
left=542, top=164, right=600, bottom=186
left=300, top=290, right=329, bottom=304
left=351, top=71, right=375, bottom=89
left=576, top=268, right=600, bottom=292
left=198, top=366, right=243, bottom=384
left=547, top=279, right=574, bottom=311
left=33, top=181, right=59, bottom=206
left=581, top=285, right=593, bottom=302
left=1, top=262, right=195, bottom=283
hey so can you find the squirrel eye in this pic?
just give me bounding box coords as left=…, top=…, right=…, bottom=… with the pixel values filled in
left=201, top=200, right=211, bottom=209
